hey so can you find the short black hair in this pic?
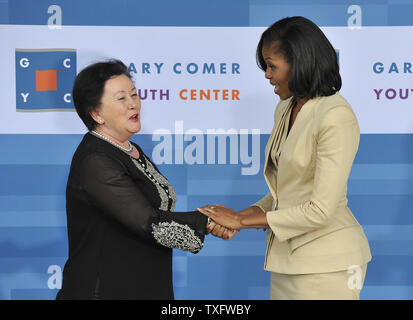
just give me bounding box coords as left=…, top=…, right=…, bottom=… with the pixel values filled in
left=72, top=59, right=132, bottom=131
left=256, top=16, right=341, bottom=100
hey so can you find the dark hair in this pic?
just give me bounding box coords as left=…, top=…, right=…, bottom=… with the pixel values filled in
left=256, top=16, right=341, bottom=100
left=72, top=59, right=132, bottom=131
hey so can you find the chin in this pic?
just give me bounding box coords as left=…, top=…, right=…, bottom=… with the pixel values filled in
left=131, top=124, right=141, bottom=134
left=279, top=93, right=293, bottom=101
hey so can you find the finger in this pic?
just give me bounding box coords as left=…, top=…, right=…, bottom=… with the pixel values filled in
left=223, top=228, right=231, bottom=240
left=198, top=205, right=211, bottom=211
left=211, top=226, right=221, bottom=237
left=210, top=223, right=220, bottom=236
left=227, top=229, right=238, bottom=240
left=198, top=207, right=218, bottom=219
left=197, top=207, right=212, bottom=216
left=217, top=226, right=226, bottom=238
left=212, top=225, right=224, bottom=238
left=211, top=223, right=222, bottom=234
left=206, top=221, right=216, bottom=234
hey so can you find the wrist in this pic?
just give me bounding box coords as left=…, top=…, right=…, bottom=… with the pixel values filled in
left=239, top=211, right=268, bottom=229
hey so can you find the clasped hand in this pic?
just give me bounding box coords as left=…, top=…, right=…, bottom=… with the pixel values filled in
left=197, top=204, right=241, bottom=241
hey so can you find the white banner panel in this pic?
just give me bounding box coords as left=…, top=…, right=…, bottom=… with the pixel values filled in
left=1, top=25, right=412, bottom=134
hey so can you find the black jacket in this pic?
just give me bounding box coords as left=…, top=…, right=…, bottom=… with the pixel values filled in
left=56, top=133, right=207, bottom=300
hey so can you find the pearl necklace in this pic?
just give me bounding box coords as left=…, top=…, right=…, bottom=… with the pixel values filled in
left=90, top=130, right=133, bottom=153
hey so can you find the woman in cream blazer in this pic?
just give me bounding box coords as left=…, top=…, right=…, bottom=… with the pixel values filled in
left=199, top=16, right=372, bottom=300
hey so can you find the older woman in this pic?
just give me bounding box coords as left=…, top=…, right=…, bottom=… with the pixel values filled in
left=56, top=60, right=227, bottom=300
left=199, top=16, right=372, bottom=300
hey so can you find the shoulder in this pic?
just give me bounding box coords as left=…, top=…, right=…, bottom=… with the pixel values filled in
left=312, top=93, right=358, bottom=125
left=314, top=93, right=354, bottom=116
left=73, top=133, right=129, bottom=172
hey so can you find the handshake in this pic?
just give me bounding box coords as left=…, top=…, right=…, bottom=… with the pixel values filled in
left=197, top=204, right=243, bottom=241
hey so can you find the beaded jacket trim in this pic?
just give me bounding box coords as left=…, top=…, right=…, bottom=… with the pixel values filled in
left=152, top=221, right=203, bottom=253
left=131, top=157, right=177, bottom=211
left=131, top=155, right=202, bottom=253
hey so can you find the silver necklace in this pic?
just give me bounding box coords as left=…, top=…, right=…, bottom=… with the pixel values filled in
left=90, top=130, right=133, bottom=153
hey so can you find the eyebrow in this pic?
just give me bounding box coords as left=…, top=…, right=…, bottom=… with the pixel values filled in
left=114, top=87, right=137, bottom=95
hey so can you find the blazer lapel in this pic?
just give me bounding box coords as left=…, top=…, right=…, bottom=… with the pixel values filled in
left=262, top=96, right=320, bottom=198
left=262, top=100, right=294, bottom=196
left=280, top=97, right=320, bottom=151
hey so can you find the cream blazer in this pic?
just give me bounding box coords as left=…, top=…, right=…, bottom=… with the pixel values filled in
left=254, top=93, right=372, bottom=274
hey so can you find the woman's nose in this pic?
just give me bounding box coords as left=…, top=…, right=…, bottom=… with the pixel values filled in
left=128, top=96, right=139, bottom=109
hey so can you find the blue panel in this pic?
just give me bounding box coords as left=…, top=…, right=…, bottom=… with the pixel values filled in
left=7, top=0, right=250, bottom=26
left=0, top=132, right=413, bottom=299
left=349, top=195, right=413, bottom=225
left=249, top=0, right=413, bottom=26
left=364, top=256, right=413, bottom=285
left=0, top=134, right=156, bottom=165
left=11, top=289, right=58, bottom=300
left=250, top=0, right=389, bottom=3
left=0, top=1, right=8, bottom=24
left=348, top=179, right=413, bottom=195
left=370, top=241, right=413, bottom=255
left=187, top=195, right=266, bottom=213
left=350, top=164, right=413, bottom=179
left=0, top=196, right=65, bottom=211
left=197, top=240, right=266, bottom=257
left=188, top=179, right=268, bottom=195
left=0, top=165, right=69, bottom=195
left=356, top=134, right=413, bottom=163
left=362, top=285, right=413, bottom=300
left=155, top=165, right=188, bottom=194
left=0, top=227, right=68, bottom=257
left=364, top=226, right=413, bottom=241
left=362, top=5, right=389, bottom=26
left=249, top=4, right=350, bottom=27
left=3, top=134, right=412, bottom=165
left=178, top=256, right=269, bottom=299
left=0, top=257, right=67, bottom=273
left=0, top=134, right=82, bottom=165
left=388, top=4, right=413, bottom=25
left=0, top=210, right=67, bottom=227
left=4, top=0, right=412, bottom=27
left=188, top=164, right=265, bottom=179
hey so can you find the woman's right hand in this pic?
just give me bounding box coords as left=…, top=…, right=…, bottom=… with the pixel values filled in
left=198, top=204, right=242, bottom=234
left=207, top=220, right=238, bottom=240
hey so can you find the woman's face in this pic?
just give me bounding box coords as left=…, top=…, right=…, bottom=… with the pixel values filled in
left=262, top=44, right=293, bottom=100
left=92, top=74, right=141, bottom=141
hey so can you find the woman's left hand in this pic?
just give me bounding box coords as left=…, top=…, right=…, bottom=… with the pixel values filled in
left=198, top=205, right=242, bottom=231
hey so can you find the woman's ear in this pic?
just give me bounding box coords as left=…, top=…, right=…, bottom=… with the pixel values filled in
left=90, top=109, right=104, bottom=124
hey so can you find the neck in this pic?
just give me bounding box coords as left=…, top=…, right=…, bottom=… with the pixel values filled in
left=293, top=97, right=308, bottom=112
left=93, top=127, right=130, bottom=148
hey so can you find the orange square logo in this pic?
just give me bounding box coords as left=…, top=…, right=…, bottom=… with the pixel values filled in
left=36, top=70, right=57, bottom=91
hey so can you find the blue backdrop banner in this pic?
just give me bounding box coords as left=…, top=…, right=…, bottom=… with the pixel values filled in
left=1, top=0, right=413, bottom=300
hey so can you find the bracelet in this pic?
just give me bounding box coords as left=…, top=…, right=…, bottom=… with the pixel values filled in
left=206, top=217, right=212, bottom=229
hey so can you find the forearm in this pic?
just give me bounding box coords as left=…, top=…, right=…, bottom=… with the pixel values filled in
left=238, top=206, right=268, bottom=229
left=238, top=205, right=264, bottom=216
